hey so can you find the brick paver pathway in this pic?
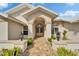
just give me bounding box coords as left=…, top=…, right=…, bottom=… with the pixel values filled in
left=23, top=37, right=53, bottom=56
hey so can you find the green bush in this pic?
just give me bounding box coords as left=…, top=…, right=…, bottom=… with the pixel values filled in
left=63, top=30, right=67, bottom=40
left=51, top=34, right=56, bottom=40
left=27, top=38, right=33, bottom=46
left=0, top=47, right=22, bottom=56
left=48, top=38, right=53, bottom=46
left=48, top=38, right=52, bottom=43
left=48, top=34, right=56, bottom=43
left=1, top=49, right=14, bottom=56
left=12, top=47, right=22, bottom=56
left=56, top=47, right=77, bottom=56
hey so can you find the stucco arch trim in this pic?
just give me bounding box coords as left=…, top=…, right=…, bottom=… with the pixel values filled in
left=28, top=15, right=52, bottom=25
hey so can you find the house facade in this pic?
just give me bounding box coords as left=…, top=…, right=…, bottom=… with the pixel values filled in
left=1, top=3, right=79, bottom=40
left=0, top=4, right=59, bottom=40
left=0, top=3, right=79, bottom=40
left=1, top=4, right=79, bottom=50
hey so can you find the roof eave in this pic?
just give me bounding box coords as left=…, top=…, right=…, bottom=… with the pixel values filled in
left=22, top=6, right=58, bottom=19
left=4, top=3, right=34, bottom=14
left=0, top=13, right=27, bottom=26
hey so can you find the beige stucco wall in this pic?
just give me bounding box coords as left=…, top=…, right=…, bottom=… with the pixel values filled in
left=1, top=18, right=24, bottom=40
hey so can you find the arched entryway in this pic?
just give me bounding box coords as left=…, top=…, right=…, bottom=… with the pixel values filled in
left=33, top=17, right=45, bottom=38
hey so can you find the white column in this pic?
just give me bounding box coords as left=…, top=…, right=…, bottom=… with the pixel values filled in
left=28, top=24, right=34, bottom=38
left=45, top=23, right=52, bottom=38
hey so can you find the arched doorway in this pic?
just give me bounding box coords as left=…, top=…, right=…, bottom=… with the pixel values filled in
left=33, top=17, right=45, bottom=37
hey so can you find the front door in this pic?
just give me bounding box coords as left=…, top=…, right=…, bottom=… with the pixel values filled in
left=35, top=24, right=44, bottom=37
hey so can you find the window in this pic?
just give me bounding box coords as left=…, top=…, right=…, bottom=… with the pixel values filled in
left=23, top=31, right=28, bottom=35
left=55, top=27, right=58, bottom=33
left=52, top=27, right=54, bottom=34
left=23, top=26, right=28, bottom=35
left=51, top=25, right=59, bottom=34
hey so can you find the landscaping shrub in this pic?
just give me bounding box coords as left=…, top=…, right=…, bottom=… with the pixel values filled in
left=63, top=30, right=67, bottom=40
left=0, top=47, right=22, bottom=56
left=27, top=38, right=33, bottom=46
left=12, top=47, right=22, bottom=56
left=48, top=38, right=52, bottom=43
left=48, top=34, right=56, bottom=45
left=0, top=49, right=14, bottom=56
left=51, top=34, right=56, bottom=40
left=48, top=38, right=52, bottom=45
left=56, top=47, right=77, bottom=56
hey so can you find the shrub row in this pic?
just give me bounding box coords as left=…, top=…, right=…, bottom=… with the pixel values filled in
left=56, top=47, right=77, bottom=56
left=0, top=47, right=22, bottom=56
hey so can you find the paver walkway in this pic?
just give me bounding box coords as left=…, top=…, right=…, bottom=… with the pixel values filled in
left=23, top=37, right=53, bottom=56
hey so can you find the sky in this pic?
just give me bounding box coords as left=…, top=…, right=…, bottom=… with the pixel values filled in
left=0, top=3, right=79, bottom=20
